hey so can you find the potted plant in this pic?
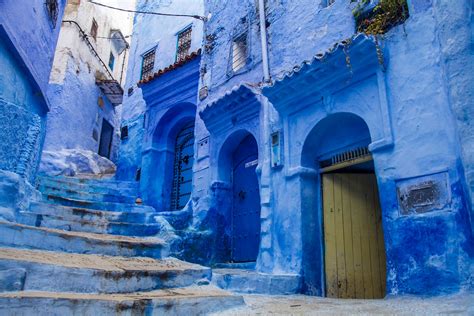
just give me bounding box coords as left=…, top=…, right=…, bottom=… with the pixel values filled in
left=351, top=0, right=409, bottom=35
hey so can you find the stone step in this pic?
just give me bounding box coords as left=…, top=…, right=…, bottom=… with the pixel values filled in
left=29, top=202, right=154, bottom=224
left=0, top=221, right=167, bottom=258
left=0, top=248, right=210, bottom=294
left=42, top=194, right=152, bottom=213
left=0, top=286, right=244, bottom=315
left=212, top=268, right=301, bottom=295
left=38, top=184, right=137, bottom=204
left=17, top=211, right=162, bottom=237
left=37, top=175, right=139, bottom=192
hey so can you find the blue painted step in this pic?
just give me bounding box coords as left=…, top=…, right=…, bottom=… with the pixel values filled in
left=42, top=194, right=152, bottom=212
left=0, top=221, right=168, bottom=258
left=17, top=211, right=162, bottom=237
left=37, top=175, right=139, bottom=191
left=212, top=268, right=301, bottom=295
left=38, top=185, right=137, bottom=204
left=29, top=202, right=155, bottom=224
left=0, top=286, right=244, bottom=315
left=0, top=248, right=211, bottom=294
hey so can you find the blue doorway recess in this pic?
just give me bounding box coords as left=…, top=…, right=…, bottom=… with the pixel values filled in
left=231, top=135, right=261, bottom=262
left=171, top=121, right=195, bottom=210
left=98, top=119, right=114, bottom=159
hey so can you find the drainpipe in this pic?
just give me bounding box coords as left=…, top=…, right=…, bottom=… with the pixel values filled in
left=258, top=0, right=270, bottom=82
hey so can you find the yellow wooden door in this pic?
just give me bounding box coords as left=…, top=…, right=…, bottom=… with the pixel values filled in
left=323, top=173, right=386, bottom=299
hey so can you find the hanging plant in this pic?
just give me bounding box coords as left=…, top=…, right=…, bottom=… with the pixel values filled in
left=351, top=0, right=409, bottom=35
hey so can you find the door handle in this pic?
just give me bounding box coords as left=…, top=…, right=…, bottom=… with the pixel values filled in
left=238, top=190, right=246, bottom=200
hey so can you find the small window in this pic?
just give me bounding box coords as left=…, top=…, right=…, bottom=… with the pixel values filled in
left=232, top=33, right=248, bottom=73
left=176, top=26, right=192, bottom=62
left=45, top=0, right=59, bottom=28
left=141, top=48, right=156, bottom=80
left=108, top=52, right=115, bottom=71
left=120, top=126, right=129, bottom=140
left=135, top=168, right=142, bottom=181
left=90, top=19, right=98, bottom=41
left=322, top=0, right=335, bottom=7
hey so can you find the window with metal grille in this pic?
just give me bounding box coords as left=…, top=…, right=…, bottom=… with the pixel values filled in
left=232, top=33, right=248, bottom=73
left=90, top=19, right=98, bottom=41
left=45, top=0, right=59, bottom=28
left=322, top=0, right=335, bottom=7
left=108, top=52, right=115, bottom=71
left=171, top=121, right=195, bottom=211
left=176, top=26, right=192, bottom=62
left=141, top=48, right=156, bottom=80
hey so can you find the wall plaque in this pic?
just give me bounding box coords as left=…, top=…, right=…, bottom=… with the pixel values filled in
left=396, top=172, right=450, bottom=216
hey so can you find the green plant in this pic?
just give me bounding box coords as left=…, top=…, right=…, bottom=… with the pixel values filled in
left=352, top=0, right=409, bottom=35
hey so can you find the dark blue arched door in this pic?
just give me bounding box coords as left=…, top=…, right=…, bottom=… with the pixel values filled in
left=232, top=135, right=261, bottom=262
left=171, top=121, right=195, bottom=210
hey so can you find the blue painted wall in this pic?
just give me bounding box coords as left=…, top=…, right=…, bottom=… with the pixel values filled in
left=193, top=0, right=474, bottom=296
left=116, top=0, right=204, bottom=181
left=0, top=0, right=66, bottom=181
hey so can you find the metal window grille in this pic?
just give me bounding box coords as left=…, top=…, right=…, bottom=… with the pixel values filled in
left=171, top=122, right=195, bottom=211
left=176, top=27, right=192, bottom=62
left=141, top=49, right=156, bottom=80
left=322, top=0, right=336, bottom=7
left=232, top=33, right=248, bottom=72
left=90, top=19, right=98, bottom=41
left=319, top=146, right=371, bottom=169
left=45, top=0, right=59, bottom=28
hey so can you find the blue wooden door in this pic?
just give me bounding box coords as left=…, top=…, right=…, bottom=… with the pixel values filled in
left=171, top=122, right=194, bottom=210
left=232, top=135, right=261, bottom=262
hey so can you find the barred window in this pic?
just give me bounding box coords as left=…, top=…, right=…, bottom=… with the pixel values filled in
left=176, top=26, right=192, bottom=62
left=322, top=0, right=335, bottom=7
left=90, top=19, right=98, bottom=41
left=141, top=48, right=156, bottom=80
left=232, top=33, right=248, bottom=72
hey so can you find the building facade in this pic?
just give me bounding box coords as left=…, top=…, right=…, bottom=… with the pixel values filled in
left=115, top=0, right=473, bottom=298
left=194, top=0, right=474, bottom=297
left=116, top=0, right=204, bottom=181
left=42, top=0, right=133, bottom=162
left=0, top=0, right=66, bottom=219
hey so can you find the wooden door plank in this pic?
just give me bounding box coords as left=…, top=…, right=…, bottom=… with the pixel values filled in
left=350, top=174, right=365, bottom=299
left=366, top=174, right=382, bottom=298
left=334, top=174, right=347, bottom=298
left=342, top=175, right=356, bottom=298
left=323, top=174, right=338, bottom=298
left=359, top=175, right=374, bottom=299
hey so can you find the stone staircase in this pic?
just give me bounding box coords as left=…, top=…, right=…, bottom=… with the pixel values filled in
left=0, top=175, right=244, bottom=315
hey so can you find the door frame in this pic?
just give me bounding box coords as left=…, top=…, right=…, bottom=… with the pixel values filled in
left=230, top=136, right=260, bottom=263
left=319, top=152, right=387, bottom=299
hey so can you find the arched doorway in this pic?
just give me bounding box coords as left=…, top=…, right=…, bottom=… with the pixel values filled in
left=141, top=102, right=196, bottom=211
left=302, top=113, right=386, bottom=299
left=170, top=121, right=195, bottom=210
left=231, top=135, right=260, bottom=262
